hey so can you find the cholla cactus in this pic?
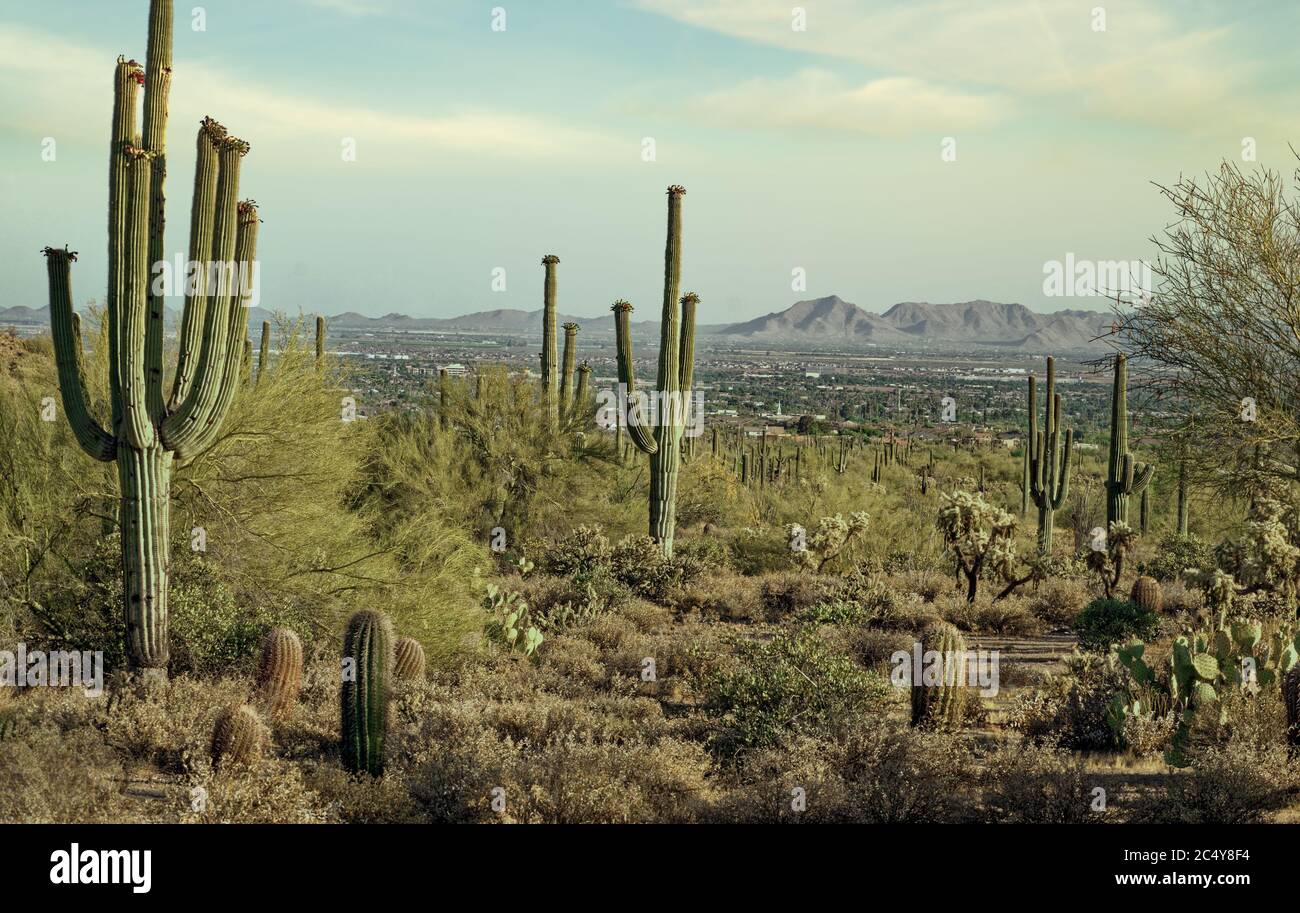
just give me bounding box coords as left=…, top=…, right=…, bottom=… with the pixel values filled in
left=936, top=490, right=1024, bottom=602
left=1087, top=520, right=1136, bottom=598
left=787, top=511, right=869, bottom=573
left=42, top=1, right=261, bottom=679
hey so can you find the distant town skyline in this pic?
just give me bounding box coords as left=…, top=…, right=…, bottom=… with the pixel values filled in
left=4, top=0, right=1299, bottom=322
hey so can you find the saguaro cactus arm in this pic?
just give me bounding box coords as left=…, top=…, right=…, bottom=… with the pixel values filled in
left=159, top=137, right=249, bottom=459
left=167, top=118, right=224, bottom=413
left=43, top=248, right=116, bottom=461
left=612, top=301, right=658, bottom=454
left=143, top=0, right=173, bottom=422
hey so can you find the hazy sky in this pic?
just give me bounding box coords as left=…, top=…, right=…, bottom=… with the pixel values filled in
left=3, top=0, right=1299, bottom=322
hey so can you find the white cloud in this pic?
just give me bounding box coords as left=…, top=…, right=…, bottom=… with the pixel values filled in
left=298, top=0, right=387, bottom=17
left=0, top=23, right=620, bottom=162
left=635, top=0, right=1285, bottom=133
left=688, top=69, right=1007, bottom=136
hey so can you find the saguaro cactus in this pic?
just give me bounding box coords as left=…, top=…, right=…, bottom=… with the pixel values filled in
left=573, top=362, right=591, bottom=412
left=314, top=316, right=326, bottom=368
left=42, top=1, right=259, bottom=679
left=1106, top=354, right=1154, bottom=525
left=541, top=255, right=560, bottom=424
left=1176, top=459, right=1190, bottom=535
left=256, top=320, right=271, bottom=386
left=1028, top=356, right=1073, bottom=554
left=559, top=322, right=578, bottom=418
left=612, top=187, right=695, bottom=555
left=341, top=609, right=394, bottom=776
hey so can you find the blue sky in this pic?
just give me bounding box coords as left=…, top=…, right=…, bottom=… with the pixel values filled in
left=3, top=0, right=1299, bottom=322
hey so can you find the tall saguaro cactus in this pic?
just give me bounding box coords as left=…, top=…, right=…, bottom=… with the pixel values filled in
left=42, top=0, right=259, bottom=679
left=541, top=255, right=560, bottom=424
left=559, top=322, right=579, bottom=417
left=1106, top=354, right=1154, bottom=525
left=1028, top=356, right=1073, bottom=554
left=612, top=186, right=696, bottom=556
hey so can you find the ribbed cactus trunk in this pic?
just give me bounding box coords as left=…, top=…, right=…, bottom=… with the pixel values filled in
left=315, top=315, right=326, bottom=370
left=559, top=322, right=578, bottom=418
left=612, top=187, right=694, bottom=557
left=256, top=319, right=271, bottom=385
left=1028, top=357, right=1072, bottom=555
left=573, top=363, right=591, bottom=412
left=340, top=610, right=393, bottom=777
left=1106, top=354, right=1154, bottom=526
left=42, top=0, right=258, bottom=680
left=1020, top=445, right=1030, bottom=517
left=541, top=255, right=560, bottom=425
left=1176, top=460, right=1189, bottom=535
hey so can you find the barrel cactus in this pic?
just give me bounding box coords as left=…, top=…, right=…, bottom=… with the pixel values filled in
left=341, top=610, right=394, bottom=776
left=211, top=704, right=265, bottom=768
left=612, top=186, right=696, bottom=556
left=394, top=636, right=427, bottom=682
left=256, top=627, right=303, bottom=722
left=41, top=1, right=262, bottom=681
left=910, top=622, right=968, bottom=731
left=1130, top=576, right=1163, bottom=614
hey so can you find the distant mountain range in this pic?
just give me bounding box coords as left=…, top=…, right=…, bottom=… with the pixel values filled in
left=1, top=295, right=1118, bottom=352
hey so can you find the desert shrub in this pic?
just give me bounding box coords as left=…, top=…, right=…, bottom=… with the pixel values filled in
left=540, top=525, right=612, bottom=576
left=1027, top=578, right=1089, bottom=627
left=981, top=743, right=1096, bottom=823
left=704, top=628, right=892, bottom=759
left=1074, top=598, right=1160, bottom=652
left=1139, top=534, right=1214, bottom=582
left=1119, top=709, right=1179, bottom=757
left=670, top=569, right=763, bottom=621
left=727, top=528, right=798, bottom=576
left=898, top=569, right=951, bottom=603
left=1157, top=579, right=1202, bottom=617
left=1009, top=652, right=1126, bottom=750
left=1130, top=743, right=1298, bottom=823
left=707, top=726, right=976, bottom=823
left=758, top=572, right=823, bottom=620
left=799, top=599, right=875, bottom=626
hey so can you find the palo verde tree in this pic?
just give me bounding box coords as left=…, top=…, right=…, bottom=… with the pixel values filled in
left=613, top=185, right=697, bottom=556
left=1114, top=159, right=1300, bottom=499
left=42, top=0, right=260, bottom=680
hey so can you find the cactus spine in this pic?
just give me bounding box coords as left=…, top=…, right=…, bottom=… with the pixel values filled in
left=1106, top=354, right=1154, bottom=525
left=612, top=186, right=695, bottom=556
left=559, top=322, right=578, bottom=418
left=340, top=609, right=393, bottom=776
left=256, top=627, right=303, bottom=722
left=43, top=2, right=258, bottom=679
left=394, top=636, right=427, bottom=682
left=910, top=622, right=968, bottom=731
left=211, top=704, right=264, bottom=768
left=541, top=255, right=560, bottom=425
left=1027, top=356, right=1073, bottom=555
